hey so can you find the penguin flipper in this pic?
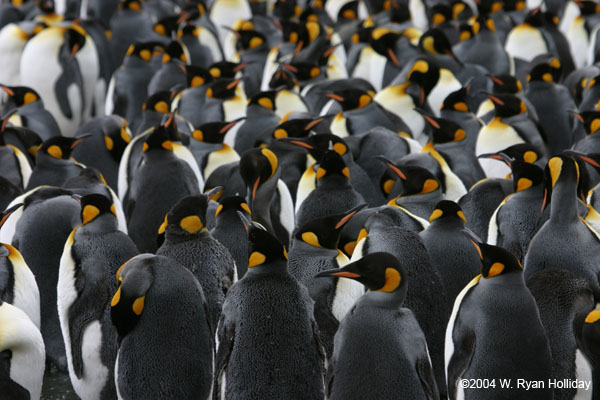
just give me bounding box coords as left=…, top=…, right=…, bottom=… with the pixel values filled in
left=213, top=315, right=235, bottom=400
left=446, top=329, right=476, bottom=398
left=68, top=277, right=110, bottom=379
left=0, top=350, right=31, bottom=400
left=416, top=356, right=440, bottom=400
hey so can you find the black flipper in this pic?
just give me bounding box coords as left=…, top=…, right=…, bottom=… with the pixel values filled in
left=417, top=355, right=441, bottom=400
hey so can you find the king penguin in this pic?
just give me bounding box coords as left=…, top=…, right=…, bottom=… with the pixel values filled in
left=111, top=254, right=214, bottom=399
left=156, top=192, right=236, bottom=329
left=445, top=238, right=553, bottom=399
left=419, top=200, right=481, bottom=305
left=213, top=219, right=325, bottom=399
left=287, top=204, right=367, bottom=357
left=0, top=299, right=45, bottom=400
left=58, top=193, right=139, bottom=400
left=316, top=252, right=440, bottom=400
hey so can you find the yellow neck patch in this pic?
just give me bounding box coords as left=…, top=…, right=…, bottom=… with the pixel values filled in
left=516, top=177, right=533, bottom=192
left=410, top=60, right=429, bottom=75
left=274, top=128, right=287, bottom=138
left=191, top=76, right=205, bottom=87
left=301, top=232, right=321, bottom=247
left=111, top=286, right=121, bottom=306
left=23, top=92, right=37, bottom=105
left=457, top=210, right=466, bottom=222
left=240, top=202, right=251, bottom=215
left=383, top=179, right=395, bottom=194
left=376, top=267, right=401, bottom=292
left=548, top=157, right=563, bottom=188
left=316, top=167, right=326, bottom=179
left=487, top=262, right=504, bottom=277
left=429, top=208, right=443, bottom=222
left=82, top=205, right=100, bottom=224
left=105, top=136, right=114, bottom=151
left=358, top=94, right=371, bottom=108
left=591, top=119, right=600, bottom=134
left=454, top=102, right=468, bottom=112
left=154, top=101, right=169, bottom=113
left=248, top=251, right=266, bottom=268
left=47, top=144, right=63, bottom=159
left=332, top=142, right=347, bottom=155
left=158, top=215, right=168, bottom=234
left=523, top=151, right=537, bottom=163
left=132, top=296, right=145, bottom=315
left=258, top=97, right=273, bottom=110
left=454, top=129, right=466, bottom=141
left=421, top=179, right=439, bottom=193
left=180, top=215, right=203, bottom=234
left=261, top=148, right=278, bottom=179
left=357, top=228, right=368, bottom=243
left=193, top=129, right=203, bottom=141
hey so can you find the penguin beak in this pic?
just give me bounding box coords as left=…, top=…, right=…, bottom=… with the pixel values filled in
left=279, top=138, right=314, bottom=150
left=0, top=203, right=24, bottom=228
left=70, top=134, right=92, bottom=149
left=541, top=187, right=549, bottom=211
left=315, top=269, right=361, bottom=279
left=0, top=86, right=14, bottom=96
left=305, top=118, right=324, bottom=131
left=281, top=63, right=298, bottom=73
left=247, top=177, right=260, bottom=213
left=334, top=204, right=367, bottom=230
left=71, top=43, right=80, bottom=58
left=461, top=229, right=484, bottom=258
left=420, top=113, right=440, bottom=129
left=219, top=120, right=240, bottom=134
left=325, top=93, right=344, bottom=102
left=387, top=48, right=401, bottom=67
left=205, top=186, right=224, bottom=201
left=477, top=152, right=511, bottom=167
left=376, top=156, right=407, bottom=180
left=564, top=150, right=600, bottom=169
left=233, top=63, right=248, bottom=73
left=485, top=93, right=504, bottom=106
left=569, top=111, right=584, bottom=124
left=226, top=79, right=242, bottom=90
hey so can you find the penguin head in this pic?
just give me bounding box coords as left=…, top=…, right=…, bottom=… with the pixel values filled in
left=119, top=0, right=143, bottom=12
left=159, top=194, right=213, bottom=237
left=36, top=0, right=55, bottom=13
left=475, top=0, right=504, bottom=15
left=125, top=42, right=165, bottom=63
left=142, top=91, right=173, bottom=115
left=441, top=86, right=471, bottom=113
left=467, top=235, right=523, bottom=278
left=379, top=157, right=440, bottom=198
left=101, top=116, right=131, bottom=162
left=576, top=0, right=600, bottom=15
left=235, top=29, right=267, bottom=51
left=419, top=28, right=462, bottom=65
left=239, top=147, right=279, bottom=210
left=153, top=16, right=179, bottom=38
left=407, top=58, right=440, bottom=106
left=111, top=254, right=156, bottom=338
left=192, top=119, right=241, bottom=144
left=271, top=118, right=324, bottom=140
left=571, top=110, right=600, bottom=135
left=429, top=4, right=452, bottom=26
left=471, top=14, right=497, bottom=34
left=503, top=0, right=526, bottom=11
left=142, top=117, right=180, bottom=153
left=279, top=133, right=349, bottom=160
left=527, top=57, right=562, bottom=83
left=206, top=78, right=242, bottom=99
left=178, top=2, right=207, bottom=22
left=429, top=200, right=466, bottom=224
left=273, top=0, right=302, bottom=21
left=295, top=204, right=367, bottom=249
left=0, top=85, right=41, bottom=108
left=562, top=150, right=600, bottom=198
left=280, top=62, right=323, bottom=81
left=77, top=193, right=116, bottom=225
left=369, top=28, right=402, bottom=67
left=541, top=155, right=581, bottom=210
left=316, top=252, right=408, bottom=303
left=215, top=195, right=251, bottom=220
left=325, top=88, right=374, bottom=111
left=486, top=93, right=528, bottom=118
left=316, top=150, right=350, bottom=182
left=478, top=143, right=542, bottom=165
left=458, top=22, right=475, bottom=42
left=63, top=25, right=87, bottom=58
left=1, top=126, right=42, bottom=159
left=583, top=308, right=600, bottom=356
left=419, top=111, right=467, bottom=144
left=39, top=136, right=87, bottom=160
left=162, top=41, right=188, bottom=64
left=209, top=61, right=247, bottom=80
left=488, top=74, right=523, bottom=94
left=269, top=64, right=300, bottom=90
left=240, top=217, right=288, bottom=270
left=510, top=159, right=544, bottom=192
left=181, top=65, right=214, bottom=88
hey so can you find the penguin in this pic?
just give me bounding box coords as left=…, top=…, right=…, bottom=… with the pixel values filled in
left=239, top=147, right=295, bottom=246
left=523, top=155, right=600, bottom=290
left=71, top=115, right=132, bottom=191
left=0, top=85, right=61, bottom=141
left=194, top=78, right=247, bottom=127
left=26, top=135, right=88, bottom=190
left=230, top=97, right=279, bottom=154
left=108, top=0, right=157, bottom=68
left=10, top=187, right=81, bottom=371
left=111, top=254, right=214, bottom=399
left=20, top=23, right=99, bottom=137
left=134, top=90, right=175, bottom=136
left=475, top=93, right=546, bottom=178
left=105, top=42, right=165, bottom=132
left=487, top=159, right=546, bottom=262
left=0, top=23, right=32, bottom=87
left=57, top=193, right=139, bottom=400
left=440, top=86, right=482, bottom=151
left=525, top=57, right=577, bottom=154
left=527, top=269, right=595, bottom=400
left=453, top=14, right=512, bottom=76
left=176, top=22, right=223, bottom=69
left=156, top=192, right=236, bottom=329
left=579, top=73, right=600, bottom=113
left=0, top=134, right=32, bottom=191
left=0, top=299, right=45, bottom=400
left=209, top=0, right=252, bottom=44
left=189, top=120, right=241, bottom=180
left=420, top=111, right=486, bottom=190
left=380, top=157, right=444, bottom=220
left=0, top=203, right=40, bottom=329
left=146, top=41, right=190, bottom=96
left=445, top=238, right=554, bottom=400
left=287, top=205, right=366, bottom=357
left=0, top=177, right=21, bottom=211
left=295, top=149, right=366, bottom=228
left=419, top=200, right=481, bottom=305
left=124, top=120, right=202, bottom=253
left=351, top=209, right=448, bottom=397
left=213, top=220, right=325, bottom=399
left=315, top=252, right=440, bottom=400
left=210, top=195, right=251, bottom=278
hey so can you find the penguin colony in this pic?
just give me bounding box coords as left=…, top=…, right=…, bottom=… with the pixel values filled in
left=2, top=0, right=600, bottom=399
